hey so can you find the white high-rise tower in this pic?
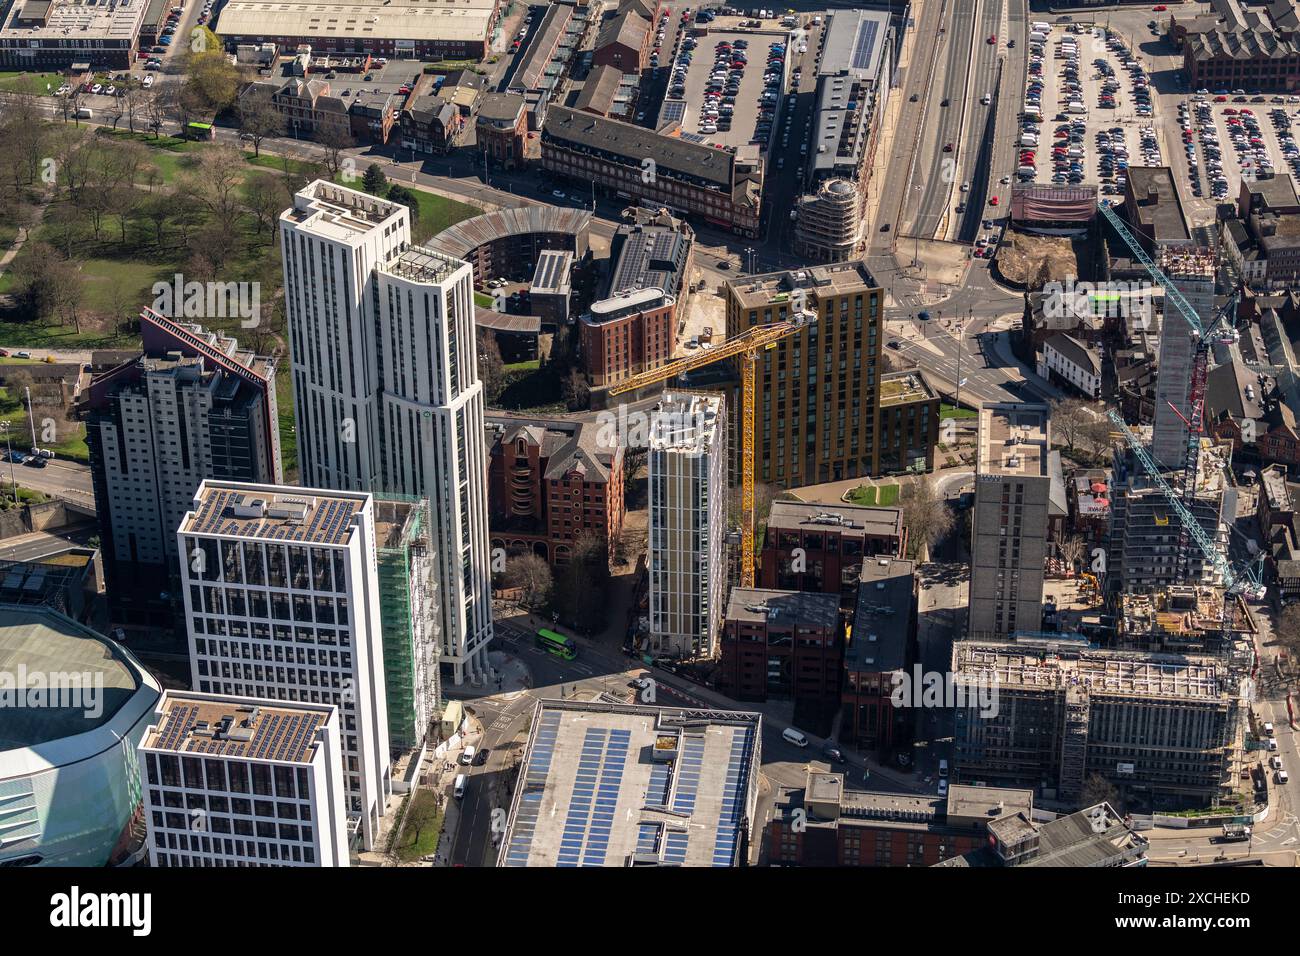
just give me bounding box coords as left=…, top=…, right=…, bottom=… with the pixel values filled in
left=280, top=181, right=492, bottom=683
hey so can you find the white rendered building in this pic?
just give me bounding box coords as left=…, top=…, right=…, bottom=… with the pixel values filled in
left=139, top=690, right=350, bottom=867
left=648, top=391, right=727, bottom=659
left=280, top=181, right=492, bottom=683
left=177, top=480, right=391, bottom=850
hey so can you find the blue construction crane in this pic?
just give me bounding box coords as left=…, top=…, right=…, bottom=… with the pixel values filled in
left=1108, top=411, right=1267, bottom=600
left=1099, top=202, right=1241, bottom=578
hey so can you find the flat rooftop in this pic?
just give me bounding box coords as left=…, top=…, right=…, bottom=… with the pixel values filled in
left=283, top=180, right=402, bottom=241
left=0, top=606, right=141, bottom=750
left=954, top=638, right=1241, bottom=701
left=728, top=260, right=876, bottom=310
left=217, top=0, right=497, bottom=43
left=1, top=0, right=149, bottom=40
left=767, top=500, right=903, bottom=539
left=499, top=699, right=761, bottom=867
left=848, top=557, right=914, bottom=673
left=978, top=402, right=1050, bottom=478
left=817, top=8, right=890, bottom=81
left=382, top=245, right=465, bottom=285
left=726, top=587, right=841, bottom=628
left=649, top=391, right=723, bottom=451
left=142, top=692, right=330, bottom=765
left=181, top=481, right=367, bottom=546
left=879, top=370, right=935, bottom=408
left=945, top=784, right=1034, bottom=824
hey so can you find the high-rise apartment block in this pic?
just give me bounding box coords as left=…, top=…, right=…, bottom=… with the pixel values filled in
left=724, top=262, right=887, bottom=487
left=968, top=403, right=1051, bottom=638
left=177, top=480, right=391, bottom=850
left=280, top=180, right=493, bottom=682
left=139, top=690, right=350, bottom=867
left=648, top=392, right=727, bottom=659
left=81, top=312, right=281, bottom=631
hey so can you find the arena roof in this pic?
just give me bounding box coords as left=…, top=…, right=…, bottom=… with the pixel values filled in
left=0, top=606, right=147, bottom=750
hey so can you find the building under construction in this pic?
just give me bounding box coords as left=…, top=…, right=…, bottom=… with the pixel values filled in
left=375, top=495, right=441, bottom=753
left=952, top=635, right=1247, bottom=809
left=1107, top=436, right=1236, bottom=593
left=1114, top=585, right=1254, bottom=654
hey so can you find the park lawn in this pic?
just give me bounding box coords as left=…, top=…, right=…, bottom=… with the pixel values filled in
left=0, top=72, right=63, bottom=96
left=848, top=483, right=900, bottom=507
left=393, top=790, right=444, bottom=863
left=940, top=403, right=977, bottom=420
left=474, top=291, right=494, bottom=308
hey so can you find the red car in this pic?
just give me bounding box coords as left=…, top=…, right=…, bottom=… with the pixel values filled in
left=989, top=196, right=1000, bottom=206
left=1153, top=4, right=1167, bottom=10
left=944, top=142, right=954, bottom=151
left=987, top=34, right=997, bottom=44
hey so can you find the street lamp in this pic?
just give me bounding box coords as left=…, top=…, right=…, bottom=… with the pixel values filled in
left=0, top=423, right=15, bottom=505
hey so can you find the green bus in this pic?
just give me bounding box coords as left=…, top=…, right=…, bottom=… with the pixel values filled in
left=535, top=628, right=576, bottom=660
left=185, top=121, right=215, bottom=141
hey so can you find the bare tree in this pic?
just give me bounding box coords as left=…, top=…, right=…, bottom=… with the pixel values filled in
left=503, top=554, right=553, bottom=610
left=899, top=478, right=954, bottom=560
left=1276, top=605, right=1300, bottom=667
left=1058, top=534, right=1086, bottom=572
left=314, top=123, right=355, bottom=178
left=1050, top=397, right=1091, bottom=455
left=238, top=94, right=284, bottom=158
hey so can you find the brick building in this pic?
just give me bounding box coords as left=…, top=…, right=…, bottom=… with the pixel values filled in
left=759, top=501, right=905, bottom=596
left=476, top=92, right=529, bottom=168
left=841, top=556, right=915, bottom=755
left=486, top=416, right=625, bottom=567
left=718, top=588, right=842, bottom=713
left=769, top=774, right=1032, bottom=867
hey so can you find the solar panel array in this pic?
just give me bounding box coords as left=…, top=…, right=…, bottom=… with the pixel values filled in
left=661, top=100, right=687, bottom=126
left=187, top=489, right=356, bottom=546
left=580, top=729, right=629, bottom=866
left=646, top=759, right=672, bottom=808
left=502, top=710, right=562, bottom=866
left=671, top=735, right=705, bottom=815
left=711, top=725, right=754, bottom=866
left=662, top=828, right=690, bottom=864
left=151, top=703, right=323, bottom=763
left=851, top=18, right=880, bottom=71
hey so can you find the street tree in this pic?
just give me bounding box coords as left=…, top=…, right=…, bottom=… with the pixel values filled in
left=899, top=478, right=954, bottom=560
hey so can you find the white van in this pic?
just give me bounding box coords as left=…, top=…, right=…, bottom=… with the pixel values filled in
left=460, top=746, right=476, bottom=766
left=1067, top=103, right=1088, bottom=114
left=1278, top=769, right=1290, bottom=785
left=1017, top=165, right=1036, bottom=177
left=938, top=759, right=949, bottom=778
left=1032, top=21, right=1051, bottom=33
left=1264, top=721, right=1275, bottom=736
left=1020, top=133, right=1038, bottom=147
left=453, top=773, right=467, bottom=799
left=75, top=107, right=93, bottom=119
left=782, top=727, right=809, bottom=748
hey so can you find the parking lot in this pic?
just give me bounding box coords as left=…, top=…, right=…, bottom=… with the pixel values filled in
left=1183, top=92, right=1300, bottom=203
left=1020, top=23, right=1162, bottom=192
left=668, top=21, right=789, bottom=149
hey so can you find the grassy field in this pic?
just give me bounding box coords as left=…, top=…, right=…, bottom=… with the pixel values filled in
left=848, top=483, right=899, bottom=507
left=0, top=386, right=88, bottom=462
left=940, top=403, right=977, bottom=420
left=392, top=790, right=444, bottom=863
left=0, top=72, right=62, bottom=96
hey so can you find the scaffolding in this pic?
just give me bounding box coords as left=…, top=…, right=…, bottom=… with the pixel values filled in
left=375, top=494, right=442, bottom=753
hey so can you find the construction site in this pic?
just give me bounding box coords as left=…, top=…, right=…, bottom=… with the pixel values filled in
left=952, top=635, right=1249, bottom=810
left=375, top=495, right=442, bottom=755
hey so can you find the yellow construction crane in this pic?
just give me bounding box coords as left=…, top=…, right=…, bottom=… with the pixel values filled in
left=608, top=320, right=806, bottom=587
